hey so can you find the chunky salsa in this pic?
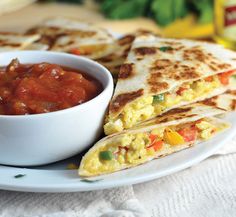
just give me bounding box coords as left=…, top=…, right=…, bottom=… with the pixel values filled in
left=0, top=59, right=102, bottom=115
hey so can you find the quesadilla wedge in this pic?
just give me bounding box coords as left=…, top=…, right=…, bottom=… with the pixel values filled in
left=96, top=30, right=158, bottom=79
left=104, top=34, right=236, bottom=135
left=0, top=32, right=40, bottom=52
left=23, top=42, right=49, bottom=51
left=202, top=90, right=236, bottom=111
left=95, top=33, right=135, bottom=79
left=27, top=17, right=115, bottom=59
left=79, top=103, right=230, bottom=177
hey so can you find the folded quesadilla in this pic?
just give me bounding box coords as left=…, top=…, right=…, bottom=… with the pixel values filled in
left=27, top=17, right=115, bottom=59
left=23, top=42, right=49, bottom=51
left=202, top=90, right=236, bottom=111
left=95, top=33, right=135, bottom=78
left=96, top=30, right=157, bottom=78
left=104, top=34, right=236, bottom=135
left=0, top=32, right=40, bottom=52
left=79, top=103, right=230, bottom=177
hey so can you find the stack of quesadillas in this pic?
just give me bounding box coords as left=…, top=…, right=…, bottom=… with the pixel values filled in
left=104, top=34, right=236, bottom=135
left=79, top=33, right=236, bottom=177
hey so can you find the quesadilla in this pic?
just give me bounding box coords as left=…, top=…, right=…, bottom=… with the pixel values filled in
left=27, top=17, right=115, bottom=59
left=96, top=30, right=159, bottom=80
left=79, top=103, right=229, bottom=177
left=104, top=34, right=236, bottom=135
left=95, top=33, right=135, bottom=78
left=202, top=90, right=236, bottom=111
left=23, top=42, right=49, bottom=51
left=0, top=32, right=40, bottom=52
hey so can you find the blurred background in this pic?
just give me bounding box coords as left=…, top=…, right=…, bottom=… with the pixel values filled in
left=0, top=0, right=214, bottom=39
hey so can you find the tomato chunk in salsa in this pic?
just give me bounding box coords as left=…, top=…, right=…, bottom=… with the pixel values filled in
left=0, top=59, right=102, bottom=115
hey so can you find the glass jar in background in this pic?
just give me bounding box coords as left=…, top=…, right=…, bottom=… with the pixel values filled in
left=214, top=0, right=236, bottom=49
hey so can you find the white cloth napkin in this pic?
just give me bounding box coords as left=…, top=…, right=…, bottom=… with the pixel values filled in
left=0, top=136, right=236, bottom=217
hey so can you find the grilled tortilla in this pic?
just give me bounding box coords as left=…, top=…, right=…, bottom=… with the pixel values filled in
left=0, top=32, right=40, bottom=52
left=104, top=34, right=236, bottom=135
left=96, top=30, right=158, bottom=79
left=202, top=90, right=236, bottom=111
left=27, top=17, right=115, bottom=59
left=79, top=103, right=230, bottom=177
left=95, top=34, right=135, bottom=78
left=23, top=42, right=49, bottom=51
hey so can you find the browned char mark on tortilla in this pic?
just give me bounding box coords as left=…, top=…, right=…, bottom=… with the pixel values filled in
left=163, top=107, right=193, bottom=116
left=148, top=79, right=169, bottom=93
left=150, top=58, right=199, bottom=81
left=202, top=97, right=217, bottom=107
left=110, top=89, right=144, bottom=113
left=96, top=53, right=117, bottom=63
left=226, top=90, right=236, bottom=95
left=183, top=46, right=231, bottom=71
left=231, top=99, right=236, bottom=110
left=118, top=35, right=135, bottom=46
left=155, top=109, right=196, bottom=124
left=0, top=39, right=21, bottom=47
left=118, top=63, right=135, bottom=79
left=134, top=47, right=157, bottom=56
left=27, top=26, right=97, bottom=48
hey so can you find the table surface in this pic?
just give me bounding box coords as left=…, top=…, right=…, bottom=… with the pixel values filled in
left=0, top=2, right=161, bottom=34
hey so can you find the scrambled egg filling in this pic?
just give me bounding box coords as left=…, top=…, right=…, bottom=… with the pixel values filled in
left=104, top=76, right=221, bottom=135
left=83, top=120, right=218, bottom=175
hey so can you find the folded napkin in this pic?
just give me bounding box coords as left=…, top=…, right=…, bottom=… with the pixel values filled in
left=0, top=135, right=235, bottom=217
left=0, top=187, right=148, bottom=217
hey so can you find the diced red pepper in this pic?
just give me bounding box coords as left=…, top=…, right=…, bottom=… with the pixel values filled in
left=204, top=76, right=213, bottom=82
left=147, top=134, right=163, bottom=151
left=149, top=134, right=157, bottom=143
left=147, top=140, right=164, bottom=151
left=218, top=70, right=235, bottom=85
left=70, top=48, right=81, bottom=56
left=176, top=87, right=188, bottom=95
left=177, top=126, right=197, bottom=142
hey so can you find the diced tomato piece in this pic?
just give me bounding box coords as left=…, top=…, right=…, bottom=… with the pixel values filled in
left=70, top=48, right=81, bottom=56
left=149, top=134, right=157, bottom=143
left=58, top=85, right=87, bottom=105
left=147, top=134, right=163, bottom=151
left=204, top=76, right=213, bottom=82
left=177, top=126, right=197, bottom=142
left=176, top=87, right=187, bottom=95
left=147, top=140, right=163, bottom=151
left=218, top=70, right=235, bottom=85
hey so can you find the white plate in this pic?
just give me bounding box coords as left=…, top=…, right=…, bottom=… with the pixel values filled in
left=0, top=113, right=235, bottom=192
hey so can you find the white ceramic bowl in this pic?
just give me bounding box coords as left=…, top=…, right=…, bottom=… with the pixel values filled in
left=0, top=51, right=113, bottom=166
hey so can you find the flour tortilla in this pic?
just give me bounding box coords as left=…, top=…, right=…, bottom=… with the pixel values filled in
left=108, top=34, right=236, bottom=120
left=79, top=103, right=229, bottom=177
left=95, top=34, right=135, bottom=77
left=23, top=42, right=49, bottom=51
left=27, top=17, right=115, bottom=59
left=0, top=32, right=40, bottom=52
left=202, top=90, right=236, bottom=111
left=95, top=30, right=158, bottom=78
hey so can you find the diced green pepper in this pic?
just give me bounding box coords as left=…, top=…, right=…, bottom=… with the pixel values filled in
left=153, top=94, right=165, bottom=103
left=159, top=46, right=173, bottom=52
left=233, top=75, right=236, bottom=79
left=99, top=150, right=113, bottom=161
